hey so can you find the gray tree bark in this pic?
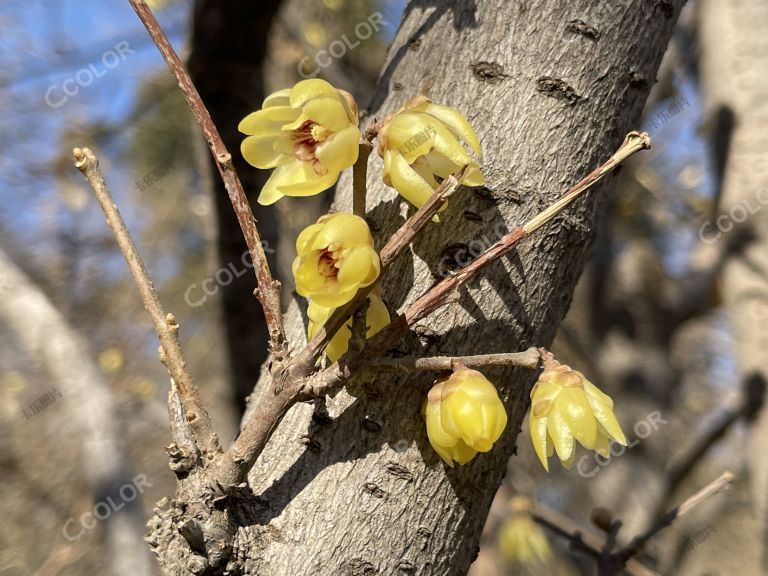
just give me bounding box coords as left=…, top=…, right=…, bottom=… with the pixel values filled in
left=150, top=1, right=685, bottom=574
left=697, top=0, right=768, bottom=572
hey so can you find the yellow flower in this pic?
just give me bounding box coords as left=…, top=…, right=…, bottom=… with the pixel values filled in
left=292, top=213, right=380, bottom=308
left=377, top=95, right=484, bottom=212
left=529, top=350, right=627, bottom=471
left=239, top=79, right=360, bottom=205
left=498, top=497, right=552, bottom=566
left=307, top=293, right=390, bottom=362
left=424, top=368, right=507, bottom=467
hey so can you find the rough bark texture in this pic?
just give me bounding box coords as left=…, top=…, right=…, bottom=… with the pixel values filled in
left=698, top=0, right=768, bottom=572
left=187, top=0, right=283, bottom=415
left=149, top=1, right=685, bottom=574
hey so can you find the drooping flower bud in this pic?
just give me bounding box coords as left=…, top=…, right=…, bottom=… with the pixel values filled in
left=239, top=79, right=360, bottom=205
left=307, top=293, right=390, bottom=362
left=292, top=213, right=380, bottom=308
left=529, top=350, right=627, bottom=471
left=377, top=96, right=484, bottom=213
left=498, top=497, right=552, bottom=566
left=424, top=368, right=507, bottom=467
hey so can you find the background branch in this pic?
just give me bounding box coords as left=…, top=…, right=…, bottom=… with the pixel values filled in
left=74, top=146, right=220, bottom=458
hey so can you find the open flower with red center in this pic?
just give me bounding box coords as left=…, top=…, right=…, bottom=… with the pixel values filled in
left=307, top=293, right=390, bottom=362
left=292, top=213, right=380, bottom=308
left=378, top=95, right=484, bottom=214
left=239, top=79, right=360, bottom=205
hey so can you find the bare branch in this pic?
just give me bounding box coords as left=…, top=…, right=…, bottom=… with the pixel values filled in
left=532, top=503, right=660, bottom=576
left=369, top=348, right=541, bottom=372
left=73, top=147, right=220, bottom=458
left=127, top=0, right=286, bottom=355
left=620, top=471, right=735, bottom=561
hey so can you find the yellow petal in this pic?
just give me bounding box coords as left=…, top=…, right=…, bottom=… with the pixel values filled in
left=275, top=163, right=340, bottom=197
left=583, top=385, right=626, bottom=445
left=295, top=222, right=324, bottom=255
left=450, top=440, right=478, bottom=465
left=530, top=414, right=550, bottom=471
left=258, top=166, right=290, bottom=205
left=547, top=406, right=575, bottom=462
left=425, top=102, right=482, bottom=158
left=426, top=401, right=457, bottom=445
left=310, top=214, right=370, bottom=249
left=594, top=431, right=611, bottom=458
left=238, top=106, right=298, bottom=135
left=423, top=151, right=460, bottom=179
left=301, top=96, right=350, bottom=132
left=337, top=88, right=359, bottom=124
left=241, top=133, right=293, bottom=169
left=290, top=78, right=338, bottom=107
left=427, top=116, right=475, bottom=167
left=366, top=294, right=390, bottom=336
left=388, top=151, right=436, bottom=209
left=315, top=125, right=360, bottom=172
left=385, top=112, right=436, bottom=162
left=337, top=246, right=376, bottom=288
left=461, top=164, right=485, bottom=187
left=307, top=301, right=333, bottom=326
left=310, top=287, right=358, bottom=308
left=263, top=88, right=292, bottom=109
left=292, top=253, right=327, bottom=295
left=560, top=388, right=597, bottom=450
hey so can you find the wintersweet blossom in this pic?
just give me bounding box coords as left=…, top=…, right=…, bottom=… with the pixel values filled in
left=239, top=79, right=360, bottom=205
left=307, top=293, right=390, bottom=362
left=529, top=350, right=627, bottom=471
left=377, top=95, right=484, bottom=212
left=498, top=497, right=552, bottom=566
left=292, top=213, right=380, bottom=308
left=424, top=368, right=507, bottom=467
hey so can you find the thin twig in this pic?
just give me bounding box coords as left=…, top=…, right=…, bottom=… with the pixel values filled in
left=352, top=142, right=372, bottom=217
left=620, top=471, right=735, bottom=561
left=369, top=348, right=541, bottom=372
left=128, top=0, right=285, bottom=355
left=532, top=503, right=660, bottom=576
left=652, top=376, right=758, bottom=519
left=73, top=147, right=220, bottom=458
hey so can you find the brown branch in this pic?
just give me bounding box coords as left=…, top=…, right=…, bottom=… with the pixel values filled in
left=403, top=131, right=651, bottom=327
left=369, top=348, right=541, bottom=372
left=532, top=503, right=660, bottom=576
left=128, top=0, right=285, bottom=356
left=304, top=132, right=651, bottom=398
left=620, top=471, right=735, bottom=562
left=352, top=142, right=373, bottom=217
left=73, top=147, right=220, bottom=458
left=652, top=376, right=758, bottom=518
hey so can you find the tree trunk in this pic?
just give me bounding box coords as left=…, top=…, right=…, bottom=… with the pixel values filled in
left=219, top=2, right=686, bottom=574
left=187, top=0, right=283, bottom=415
left=698, top=0, right=768, bottom=572
left=0, top=247, right=153, bottom=576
